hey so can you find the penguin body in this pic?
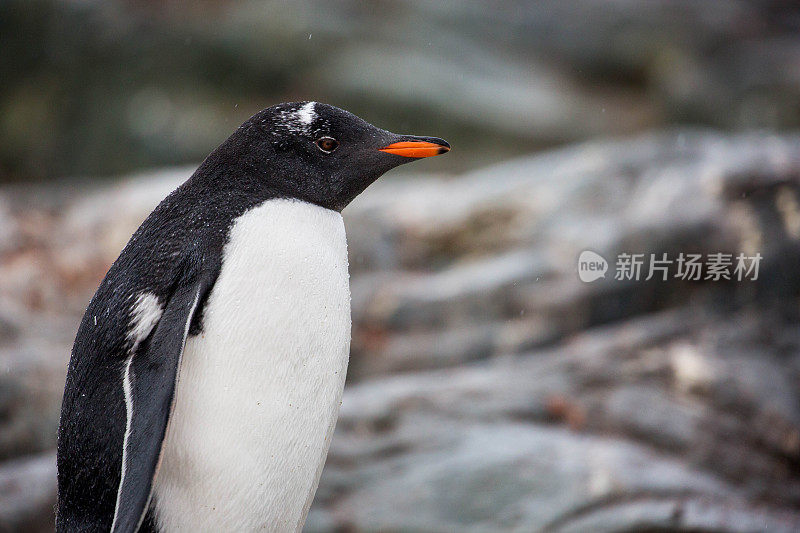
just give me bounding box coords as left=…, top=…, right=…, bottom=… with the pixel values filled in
left=154, top=199, right=351, bottom=531
left=56, top=102, right=449, bottom=532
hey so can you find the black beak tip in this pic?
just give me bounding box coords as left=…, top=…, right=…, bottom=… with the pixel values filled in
left=422, top=136, right=450, bottom=151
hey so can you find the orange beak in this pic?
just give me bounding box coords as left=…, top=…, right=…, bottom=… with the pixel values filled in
left=379, top=140, right=450, bottom=158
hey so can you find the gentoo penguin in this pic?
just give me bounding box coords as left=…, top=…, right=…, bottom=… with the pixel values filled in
left=56, top=102, right=449, bottom=532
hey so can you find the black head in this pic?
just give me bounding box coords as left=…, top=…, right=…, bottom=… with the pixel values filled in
left=207, top=102, right=449, bottom=211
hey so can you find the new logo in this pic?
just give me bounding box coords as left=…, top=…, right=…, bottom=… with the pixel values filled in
left=578, top=250, right=608, bottom=282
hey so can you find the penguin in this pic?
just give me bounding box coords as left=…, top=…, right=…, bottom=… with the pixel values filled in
left=56, top=102, right=449, bottom=532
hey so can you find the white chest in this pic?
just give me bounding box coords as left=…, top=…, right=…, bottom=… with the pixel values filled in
left=152, top=199, right=351, bottom=532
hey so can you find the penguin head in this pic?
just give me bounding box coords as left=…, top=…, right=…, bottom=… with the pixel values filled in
left=219, top=102, right=449, bottom=211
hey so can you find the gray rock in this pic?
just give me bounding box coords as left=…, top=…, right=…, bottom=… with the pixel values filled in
left=0, top=452, right=56, bottom=533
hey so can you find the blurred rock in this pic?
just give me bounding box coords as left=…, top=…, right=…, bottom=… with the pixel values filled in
left=3, top=1, right=800, bottom=179
left=1, top=131, right=800, bottom=530
left=312, top=419, right=799, bottom=532
left=0, top=452, right=56, bottom=533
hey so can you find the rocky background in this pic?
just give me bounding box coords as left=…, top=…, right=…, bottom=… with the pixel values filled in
left=3, top=1, right=800, bottom=532
left=2, top=132, right=800, bottom=531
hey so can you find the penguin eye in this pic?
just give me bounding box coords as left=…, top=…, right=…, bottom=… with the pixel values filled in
left=316, top=136, right=339, bottom=153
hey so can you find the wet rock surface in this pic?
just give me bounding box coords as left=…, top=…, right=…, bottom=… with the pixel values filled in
left=2, top=132, right=800, bottom=531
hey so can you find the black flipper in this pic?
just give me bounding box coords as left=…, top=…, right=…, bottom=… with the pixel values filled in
left=110, top=269, right=209, bottom=533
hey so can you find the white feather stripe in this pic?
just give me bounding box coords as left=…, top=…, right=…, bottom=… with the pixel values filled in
left=110, top=355, right=134, bottom=532
left=127, top=292, right=163, bottom=352
left=296, top=101, right=316, bottom=125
